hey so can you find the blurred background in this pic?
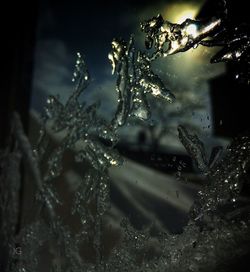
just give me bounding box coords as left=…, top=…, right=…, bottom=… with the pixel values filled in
left=1, top=0, right=250, bottom=236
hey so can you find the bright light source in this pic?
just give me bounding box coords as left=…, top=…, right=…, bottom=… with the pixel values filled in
left=163, top=3, right=201, bottom=23
left=185, top=24, right=198, bottom=37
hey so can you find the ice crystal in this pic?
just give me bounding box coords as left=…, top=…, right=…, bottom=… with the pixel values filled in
left=178, top=125, right=209, bottom=173
left=141, top=14, right=222, bottom=59
left=202, top=25, right=250, bottom=83
left=109, top=36, right=175, bottom=127
left=178, top=125, right=250, bottom=222
left=141, top=11, right=250, bottom=83
left=36, top=53, right=123, bottom=224
left=104, top=130, right=250, bottom=272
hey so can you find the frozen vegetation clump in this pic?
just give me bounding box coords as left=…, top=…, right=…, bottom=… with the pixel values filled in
left=140, top=5, right=250, bottom=84
left=1, top=4, right=250, bottom=272
left=109, top=36, right=175, bottom=127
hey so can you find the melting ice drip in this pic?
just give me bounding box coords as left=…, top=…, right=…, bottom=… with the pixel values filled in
left=0, top=7, right=250, bottom=272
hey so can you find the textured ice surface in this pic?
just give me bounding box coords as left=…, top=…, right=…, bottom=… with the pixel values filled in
left=141, top=12, right=250, bottom=83
left=1, top=9, right=250, bottom=272
left=141, top=14, right=222, bottom=59
left=2, top=115, right=250, bottom=272
left=109, top=36, right=175, bottom=127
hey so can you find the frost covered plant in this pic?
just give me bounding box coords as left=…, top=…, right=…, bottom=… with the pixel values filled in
left=140, top=14, right=222, bottom=59
left=38, top=53, right=124, bottom=224
left=141, top=9, right=250, bottom=83
left=178, top=126, right=250, bottom=221
left=0, top=54, right=121, bottom=271
left=109, top=36, right=175, bottom=127
left=1, top=6, right=250, bottom=272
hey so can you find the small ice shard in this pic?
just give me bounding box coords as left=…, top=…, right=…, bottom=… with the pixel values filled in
left=208, top=145, right=223, bottom=168
left=199, top=25, right=250, bottom=64
left=71, top=52, right=90, bottom=95
left=75, top=140, right=122, bottom=171
left=178, top=125, right=208, bottom=173
left=131, top=90, right=150, bottom=120
left=209, top=34, right=250, bottom=64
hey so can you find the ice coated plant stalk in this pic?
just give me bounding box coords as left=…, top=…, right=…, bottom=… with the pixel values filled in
left=140, top=8, right=250, bottom=83
left=109, top=36, right=175, bottom=127
left=1, top=6, right=250, bottom=272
